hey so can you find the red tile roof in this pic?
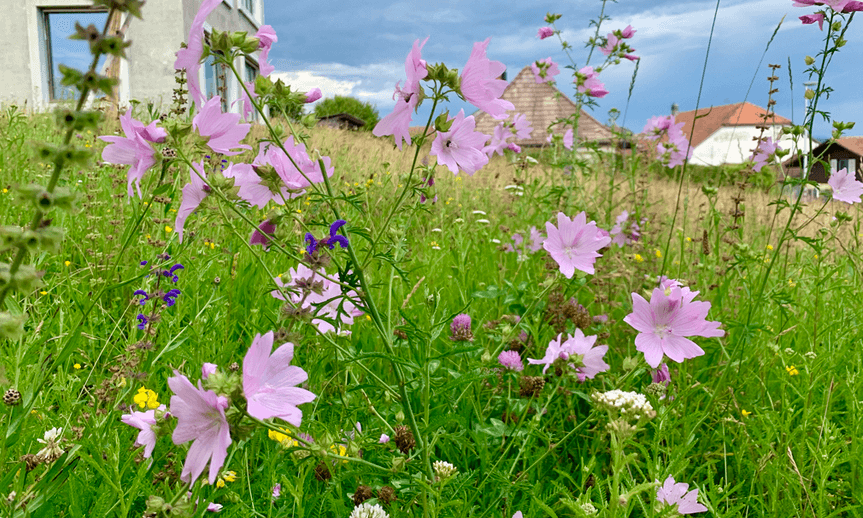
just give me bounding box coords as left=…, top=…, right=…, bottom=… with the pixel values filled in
left=836, top=136, right=863, bottom=156
left=673, top=102, right=792, bottom=148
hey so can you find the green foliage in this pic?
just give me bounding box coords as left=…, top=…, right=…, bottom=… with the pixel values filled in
left=313, top=96, right=380, bottom=131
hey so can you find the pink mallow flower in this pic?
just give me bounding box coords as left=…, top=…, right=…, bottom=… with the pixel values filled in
left=623, top=282, right=724, bottom=368
left=202, top=363, right=218, bottom=379
left=574, top=66, right=608, bottom=98
left=192, top=97, right=252, bottom=156
left=527, top=330, right=609, bottom=381
left=750, top=137, right=780, bottom=172
left=498, top=350, right=524, bottom=371
left=173, top=0, right=222, bottom=109
left=175, top=162, right=210, bottom=243
left=247, top=138, right=335, bottom=205
left=620, top=25, right=637, bottom=38
left=656, top=475, right=708, bottom=514
left=601, top=33, right=620, bottom=57
left=430, top=109, right=490, bottom=176
left=243, top=331, right=316, bottom=427
left=99, top=107, right=167, bottom=198
left=168, top=372, right=231, bottom=485
left=272, top=264, right=362, bottom=334
left=460, top=38, right=515, bottom=120
left=529, top=225, right=544, bottom=252
left=120, top=405, right=164, bottom=458
left=543, top=211, right=611, bottom=277
left=537, top=27, right=554, bottom=39
left=828, top=167, right=863, bottom=204
left=234, top=80, right=258, bottom=121
left=563, top=128, right=574, bottom=150
left=800, top=12, right=826, bottom=29
left=305, top=88, right=322, bottom=103
left=373, top=37, right=428, bottom=150
left=531, top=57, right=560, bottom=84
left=255, top=25, right=278, bottom=77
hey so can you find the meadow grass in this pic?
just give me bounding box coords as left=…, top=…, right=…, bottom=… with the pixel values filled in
left=1, top=103, right=861, bottom=518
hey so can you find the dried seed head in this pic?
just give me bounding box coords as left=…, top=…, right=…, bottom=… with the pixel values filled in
left=20, top=454, right=41, bottom=471
left=377, top=485, right=397, bottom=505
left=352, top=485, right=374, bottom=506
left=519, top=376, right=545, bottom=398
left=393, top=425, right=415, bottom=454
left=702, top=230, right=711, bottom=256
left=3, top=388, right=21, bottom=406
left=314, top=461, right=331, bottom=482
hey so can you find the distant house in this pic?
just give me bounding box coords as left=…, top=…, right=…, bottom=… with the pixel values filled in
left=673, top=102, right=810, bottom=166
left=317, top=113, right=366, bottom=131
left=783, top=136, right=863, bottom=182
left=471, top=65, right=617, bottom=149
left=2, top=0, right=264, bottom=112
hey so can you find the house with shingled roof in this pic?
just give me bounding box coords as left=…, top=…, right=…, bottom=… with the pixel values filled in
left=783, top=136, right=863, bottom=182
left=471, top=65, right=616, bottom=149
left=672, top=101, right=809, bottom=167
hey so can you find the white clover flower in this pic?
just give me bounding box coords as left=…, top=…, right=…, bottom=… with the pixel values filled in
left=36, top=427, right=64, bottom=462
left=433, top=460, right=458, bottom=481
left=349, top=502, right=389, bottom=518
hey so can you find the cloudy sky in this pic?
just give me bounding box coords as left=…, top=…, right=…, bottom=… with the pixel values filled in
left=264, top=0, right=860, bottom=140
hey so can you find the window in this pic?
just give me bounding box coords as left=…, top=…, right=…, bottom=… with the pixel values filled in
left=42, top=9, right=109, bottom=101
left=203, top=36, right=229, bottom=112
left=240, top=0, right=255, bottom=15
left=837, top=158, right=850, bottom=171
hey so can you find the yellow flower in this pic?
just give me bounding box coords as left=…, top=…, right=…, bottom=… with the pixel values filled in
left=64, top=260, right=71, bottom=267
left=786, top=365, right=799, bottom=376
left=296, top=209, right=302, bottom=214
left=73, top=363, right=82, bottom=370
left=39, top=291, right=47, bottom=295
left=741, top=409, right=751, bottom=418
left=330, top=444, right=348, bottom=463
left=164, top=226, right=172, bottom=233
left=686, top=237, right=692, bottom=242
left=766, top=244, right=773, bottom=251
left=365, top=314, right=372, bottom=321
left=655, top=249, right=662, bottom=258
left=216, top=471, right=237, bottom=488
left=210, top=242, right=215, bottom=249
left=133, top=387, right=160, bottom=409
left=634, top=254, right=644, bottom=263
left=268, top=428, right=298, bottom=447
left=1, top=188, right=7, bottom=194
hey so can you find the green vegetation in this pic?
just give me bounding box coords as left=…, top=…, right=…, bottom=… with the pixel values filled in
left=314, top=96, right=381, bottom=131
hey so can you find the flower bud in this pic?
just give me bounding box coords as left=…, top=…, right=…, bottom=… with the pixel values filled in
left=804, top=88, right=815, bottom=100
left=804, top=55, right=815, bottom=65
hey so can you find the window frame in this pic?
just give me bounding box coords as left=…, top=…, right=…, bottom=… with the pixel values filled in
left=238, top=0, right=262, bottom=26
left=41, top=6, right=110, bottom=102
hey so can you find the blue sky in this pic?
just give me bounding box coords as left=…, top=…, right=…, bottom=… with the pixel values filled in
left=265, top=0, right=860, bottom=139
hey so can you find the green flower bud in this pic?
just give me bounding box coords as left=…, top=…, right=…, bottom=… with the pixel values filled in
left=0, top=311, right=26, bottom=341
left=804, top=55, right=815, bottom=65
left=804, top=88, right=815, bottom=100
left=434, top=111, right=453, bottom=132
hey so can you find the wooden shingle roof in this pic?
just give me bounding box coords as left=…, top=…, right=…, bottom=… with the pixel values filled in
left=472, top=65, right=614, bottom=147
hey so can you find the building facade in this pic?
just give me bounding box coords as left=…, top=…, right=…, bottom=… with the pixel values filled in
left=1, top=0, right=264, bottom=113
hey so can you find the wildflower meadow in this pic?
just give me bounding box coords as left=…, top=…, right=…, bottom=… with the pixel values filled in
left=2, top=0, right=863, bottom=517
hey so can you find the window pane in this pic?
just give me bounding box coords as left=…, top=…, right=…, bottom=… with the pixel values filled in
left=204, top=54, right=217, bottom=99
left=46, top=11, right=109, bottom=101
left=242, top=0, right=255, bottom=14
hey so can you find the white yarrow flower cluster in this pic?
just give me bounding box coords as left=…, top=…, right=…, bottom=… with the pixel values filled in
left=349, top=502, right=389, bottom=518
left=433, top=460, right=458, bottom=480
left=592, top=389, right=655, bottom=420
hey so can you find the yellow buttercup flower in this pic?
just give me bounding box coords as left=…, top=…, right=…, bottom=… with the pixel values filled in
left=655, top=249, right=662, bottom=259
left=73, top=363, right=82, bottom=370
left=164, top=226, right=172, bottom=233
left=268, top=428, right=299, bottom=448
left=766, top=244, right=773, bottom=250
left=634, top=254, right=644, bottom=263
left=741, top=409, right=751, bottom=417
left=216, top=471, right=237, bottom=488
left=64, top=261, right=71, bottom=267
left=133, top=387, right=160, bottom=409
left=786, top=365, right=799, bottom=376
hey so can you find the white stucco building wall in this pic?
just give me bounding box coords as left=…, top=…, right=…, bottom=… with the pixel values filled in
left=689, top=125, right=811, bottom=168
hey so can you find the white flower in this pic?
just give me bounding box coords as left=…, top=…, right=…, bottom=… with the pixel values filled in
left=431, top=228, right=442, bottom=232
left=525, top=156, right=539, bottom=164
left=454, top=218, right=464, bottom=223
left=490, top=239, right=501, bottom=244
left=433, top=460, right=458, bottom=480
left=472, top=210, right=487, bottom=215
left=349, top=502, right=389, bottom=518
left=36, top=427, right=64, bottom=462
left=591, top=390, right=655, bottom=420
left=503, top=185, right=524, bottom=196
left=476, top=219, right=490, bottom=225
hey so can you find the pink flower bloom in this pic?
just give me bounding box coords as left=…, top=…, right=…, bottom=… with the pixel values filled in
left=800, top=12, right=826, bottom=29
left=623, top=282, right=724, bottom=368
left=222, top=161, right=271, bottom=208
left=305, top=88, right=322, bottom=103
left=750, top=137, right=780, bottom=172
left=507, top=142, right=521, bottom=153
left=828, top=167, right=863, bottom=204
left=174, top=0, right=222, bottom=109
left=121, top=406, right=163, bottom=458
left=99, top=107, right=166, bottom=198
left=652, top=363, right=671, bottom=384
left=483, top=123, right=509, bottom=157
left=373, top=37, right=428, bottom=150
left=192, top=97, right=252, bottom=156
left=249, top=138, right=335, bottom=204
left=574, top=66, right=608, bottom=98
left=273, top=264, right=362, bottom=334
left=511, top=113, right=533, bottom=140
left=537, top=27, right=554, bottom=39
left=249, top=219, right=276, bottom=247
left=379, top=434, right=390, bottom=444
left=168, top=372, right=231, bottom=485
left=656, top=475, right=708, bottom=514
left=563, top=128, right=574, bottom=150
left=601, top=34, right=620, bottom=57
left=543, top=212, right=611, bottom=277
left=528, top=226, right=544, bottom=252
left=430, top=109, right=490, bottom=176
left=531, top=57, right=560, bottom=84
left=844, top=1, right=863, bottom=11
left=644, top=115, right=691, bottom=168
left=207, top=503, right=223, bottom=512
left=202, top=363, right=217, bottom=379
left=255, top=25, right=278, bottom=77
left=620, top=25, right=637, bottom=38
left=460, top=38, right=514, bottom=120
left=243, top=331, right=316, bottom=427
left=175, top=162, right=210, bottom=243
left=527, top=330, right=609, bottom=381
left=624, top=53, right=640, bottom=61
left=642, top=115, right=675, bottom=140
left=498, top=350, right=524, bottom=371
left=272, top=484, right=281, bottom=499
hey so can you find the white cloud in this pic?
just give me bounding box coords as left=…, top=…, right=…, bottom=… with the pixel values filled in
left=270, top=70, right=359, bottom=98
left=271, top=61, right=403, bottom=110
